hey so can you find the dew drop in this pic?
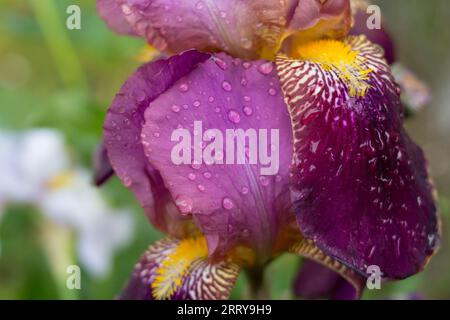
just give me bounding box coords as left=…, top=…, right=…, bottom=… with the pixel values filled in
left=242, top=106, right=253, bottom=116
left=258, top=61, right=274, bottom=75
left=268, top=88, right=277, bottom=96
left=241, top=187, right=249, bottom=195
left=193, top=100, right=201, bottom=107
left=175, top=195, right=193, bottom=214
left=222, top=80, right=232, bottom=92
left=203, top=172, right=212, bottom=179
left=123, top=176, right=133, bottom=187
left=259, top=176, right=269, bottom=186
left=179, top=83, right=189, bottom=92
left=188, top=173, right=196, bottom=181
left=227, top=109, right=241, bottom=123
left=242, top=62, right=252, bottom=69
left=197, top=184, right=205, bottom=192
left=222, top=197, right=234, bottom=210
left=191, top=163, right=201, bottom=170
left=214, top=58, right=228, bottom=70
left=171, top=104, right=180, bottom=113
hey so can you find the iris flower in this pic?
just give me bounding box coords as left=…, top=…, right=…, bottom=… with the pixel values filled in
left=97, top=0, right=440, bottom=300
left=0, top=129, right=133, bottom=277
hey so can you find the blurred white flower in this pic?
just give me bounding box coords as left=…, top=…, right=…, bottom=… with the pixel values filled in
left=0, top=128, right=134, bottom=277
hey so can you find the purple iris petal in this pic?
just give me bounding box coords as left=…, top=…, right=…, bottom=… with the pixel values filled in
left=140, top=53, right=293, bottom=258
left=97, top=0, right=352, bottom=59
left=96, top=0, right=137, bottom=36
left=104, top=50, right=210, bottom=236
left=294, top=260, right=361, bottom=300
left=104, top=49, right=293, bottom=258
left=350, top=4, right=395, bottom=64
left=119, top=237, right=239, bottom=300
left=277, top=36, right=440, bottom=279
left=93, top=140, right=114, bottom=186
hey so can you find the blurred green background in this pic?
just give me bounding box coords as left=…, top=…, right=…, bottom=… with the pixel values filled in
left=0, top=0, right=449, bottom=299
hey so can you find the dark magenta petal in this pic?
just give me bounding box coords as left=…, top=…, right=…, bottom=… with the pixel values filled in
left=119, top=237, right=239, bottom=300
left=140, top=53, right=293, bottom=257
left=350, top=3, right=395, bottom=64
left=277, top=36, right=440, bottom=279
left=93, top=140, right=114, bottom=186
left=291, top=238, right=365, bottom=300
left=295, top=260, right=360, bottom=300
left=104, top=50, right=210, bottom=236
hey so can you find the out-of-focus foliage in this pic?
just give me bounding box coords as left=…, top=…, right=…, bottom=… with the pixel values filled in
left=0, top=0, right=449, bottom=299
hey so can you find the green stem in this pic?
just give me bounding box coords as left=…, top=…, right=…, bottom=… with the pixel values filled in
left=29, top=0, right=87, bottom=89
left=246, top=266, right=270, bottom=300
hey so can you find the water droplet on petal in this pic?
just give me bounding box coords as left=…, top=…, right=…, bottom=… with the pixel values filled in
left=179, top=83, right=189, bottom=92
left=243, top=95, right=251, bottom=102
left=135, top=90, right=146, bottom=102
left=191, top=163, right=201, bottom=170
left=175, top=195, right=193, bottom=214
left=258, top=62, right=274, bottom=75
left=203, top=172, right=212, bottom=179
left=197, top=184, right=205, bottom=192
left=241, top=187, right=249, bottom=195
left=222, top=197, right=234, bottom=210
left=227, top=109, right=241, bottom=124
left=193, top=100, right=201, bottom=107
left=268, top=88, right=277, bottom=96
left=188, top=173, right=196, bottom=181
left=208, top=96, right=215, bottom=103
left=214, top=57, right=228, bottom=70
left=259, top=176, right=270, bottom=186
left=242, top=106, right=253, bottom=116
left=123, top=176, right=133, bottom=187
left=222, top=80, right=232, bottom=92
left=242, top=62, right=252, bottom=69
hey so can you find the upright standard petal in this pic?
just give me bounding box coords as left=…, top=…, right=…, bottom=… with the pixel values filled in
left=119, top=237, right=239, bottom=300
left=140, top=53, right=293, bottom=259
left=103, top=50, right=210, bottom=236
left=276, top=36, right=439, bottom=279
left=97, top=0, right=352, bottom=60
left=96, top=0, right=137, bottom=36
left=349, top=0, right=395, bottom=64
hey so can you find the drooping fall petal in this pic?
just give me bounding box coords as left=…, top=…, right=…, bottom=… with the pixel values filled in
left=276, top=35, right=440, bottom=279
left=140, top=53, right=293, bottom=259
left=104, top=50, right=210, bottom=237
left=97, top=0, right=352, bottom=60
left=119, top=237, right=239, bottom=300
left=291, top=239, right=365, bottom=300
left=93, top=140, right=114, bottom=186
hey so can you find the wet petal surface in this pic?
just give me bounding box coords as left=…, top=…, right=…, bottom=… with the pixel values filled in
left=103, top=50, right=210, bottom=236
left=97, top=0, right=352, bottom=60
left=140, top=53, right=293, bottom=258
left=277, top=36, right=439, bottom=279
